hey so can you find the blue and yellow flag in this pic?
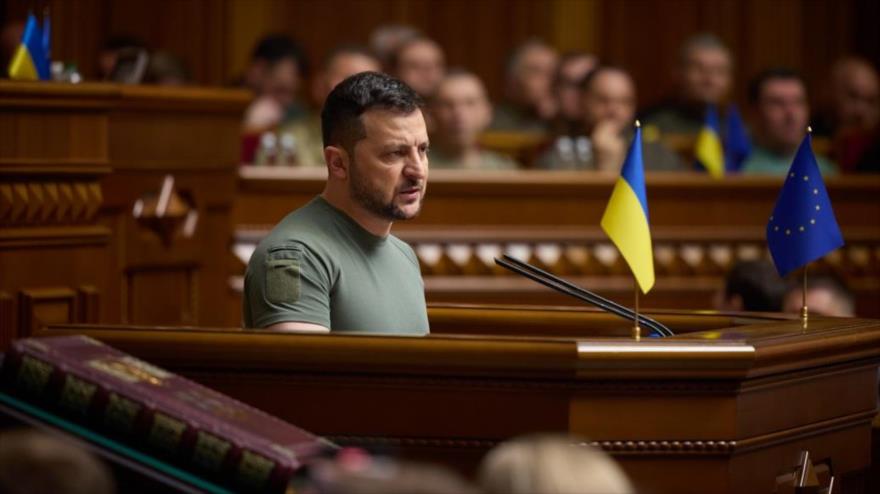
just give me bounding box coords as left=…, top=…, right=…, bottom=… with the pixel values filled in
left=695, top=105, right=725, bottom=179
left=601, top=123, right=655, bottom=293
left=766, top=133, right=844, bottom=277
left=724, top=104, right=751, bottom=173
left=8, top=14, right=50, bottom=80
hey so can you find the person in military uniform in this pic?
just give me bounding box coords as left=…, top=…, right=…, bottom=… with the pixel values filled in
left=428, top=70, right=519, bottom=170
left=244, top=72, right=430, bottom=335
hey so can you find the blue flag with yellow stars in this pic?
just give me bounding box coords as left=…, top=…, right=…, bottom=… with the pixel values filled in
left=766, top=133, right=843, bottom=277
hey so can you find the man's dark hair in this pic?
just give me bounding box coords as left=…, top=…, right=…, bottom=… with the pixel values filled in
left=251, top=33, right=309, bottom=77
left=748, top=67, right=805, bottom=105
left=102, top=34, right=147, bottom=52
left=724, top=259, right=787, bottom=312
left=321, top=71, right=422, bottom=152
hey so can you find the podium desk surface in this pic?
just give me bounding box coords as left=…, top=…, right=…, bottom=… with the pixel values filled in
left=36, top=306, right=880, bottom=493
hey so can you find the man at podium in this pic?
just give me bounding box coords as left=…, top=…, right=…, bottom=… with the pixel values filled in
left=243, top=72, right=430, bottom=335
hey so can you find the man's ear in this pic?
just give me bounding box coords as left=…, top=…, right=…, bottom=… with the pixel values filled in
left=324, top=145, right=349, bottom=180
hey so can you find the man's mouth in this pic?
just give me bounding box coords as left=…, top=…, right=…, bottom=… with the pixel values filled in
left=398, top=185, right=422, bottom=202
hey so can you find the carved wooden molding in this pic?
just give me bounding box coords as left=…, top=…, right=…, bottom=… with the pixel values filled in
left=0, top=180, right=102, bottom=227
left=329, top=408, right=875, bottom=458
left=0, top=225, right=111, bottom=248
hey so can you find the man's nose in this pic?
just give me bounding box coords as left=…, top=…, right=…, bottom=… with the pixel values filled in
left=404, top=149, right=428, bottom=180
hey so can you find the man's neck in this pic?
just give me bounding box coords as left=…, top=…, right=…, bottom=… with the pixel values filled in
left=320, top=187, right=393, bottom=237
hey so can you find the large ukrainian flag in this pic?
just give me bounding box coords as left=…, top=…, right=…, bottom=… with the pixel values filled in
left=8, top=14, right=50, bottom=80
left=600, top=123, right=655, bottom=293
left=695, top=105, right=725, bottom=179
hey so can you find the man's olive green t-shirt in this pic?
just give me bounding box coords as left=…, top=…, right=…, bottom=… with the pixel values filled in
left=243, top=196, right=429, bottom=335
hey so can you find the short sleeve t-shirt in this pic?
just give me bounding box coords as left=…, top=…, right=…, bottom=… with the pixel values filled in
left=243, top=196, right=429, bottom=335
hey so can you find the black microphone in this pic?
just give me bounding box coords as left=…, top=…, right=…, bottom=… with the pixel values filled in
left=494, top=255, right=674, bottom=337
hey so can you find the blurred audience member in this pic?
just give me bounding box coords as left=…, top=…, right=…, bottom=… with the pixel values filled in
left=280, top=45, right=381, bottom=166
left=783, top=272, right=856, bottom=317
left=715, top=259, right=786, bottom=312
left=390, top=36, right=445, bottom=99
left=306, top=449, right=478, bottom=494
left=479, top=434, right=635, bottom=494
left=0, top=428, right=115, bottom=494
left=1, top=19, right=24, bottom=73
left=242, top=34, right=310, bottom=131
left=553, top=51, right=598, bottom=136
left=144, top=51, right=190, bottom=86
left=538, top=65, right=683, bottom=171
left=492, top=39, right=559, bottom=132
left=369, top=24, right=421, bottom=71
left=642, top=33, right=733, bottom=136
left=428, top=70, right=518, bottom=170
left=97, top=35, right=147, bottom=80
left=742, top=68, right=837, bottom=176
left=824, top=57, right=880, bottom=172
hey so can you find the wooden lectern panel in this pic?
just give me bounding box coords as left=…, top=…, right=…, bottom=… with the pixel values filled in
left=37, top=307, right=880, bottom=493
left=0, top=82, right=249, bottom=348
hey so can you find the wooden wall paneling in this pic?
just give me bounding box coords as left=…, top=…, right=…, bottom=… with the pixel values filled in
left=0, top=292, right=14, bottom=350
left=76, top=285, right=100, bottom=324
left=125, top=264, right=197, bottom=325
left=21, top=0, right=876, bottom=109
left=18, top=287, right=77, bottom=337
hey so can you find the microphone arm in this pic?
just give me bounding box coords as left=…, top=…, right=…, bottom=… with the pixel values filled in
left=494, top=255, right=674, bottom=337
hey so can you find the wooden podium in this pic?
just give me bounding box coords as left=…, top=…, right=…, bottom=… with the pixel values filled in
left=37, top=305, right=880, bottom=494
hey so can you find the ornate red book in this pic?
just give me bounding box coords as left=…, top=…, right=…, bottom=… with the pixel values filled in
left=1, top=335, right=333, bottom=493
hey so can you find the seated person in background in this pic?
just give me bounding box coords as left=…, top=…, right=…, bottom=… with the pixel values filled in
left=97, top=35, right=147, bottom=81
left=369, top=23, right=421, bottom=71
left=824, top=57, right=880, bottom=172
left=551, top=51, right=598, bottom=137
left=0, top=428, right=115, bottom=494
left=241, top=34, right=310, bottom=131
left=714, top=259, right=786, bottom=312
left=479, top=434, right=635, bottom=494
left=244, top=72, right=430, bottom=334
left=783, top=272, right=856, bottom=317
left=427, top=70, right=518, bottom=170
left=280, top=45, right=381, bottom=166
left=742, top=68, right=837, bottom=176
left=491, top=39, right=559, bottom=132
left=390, top=36, right=446, bottom=99
left=537, top=65, right=683, bottom=171
left=642, top=33, right=733, bottom=136
left=143, top=51, right=190, bottom=86
left=307, top=449, right=479, bottom=494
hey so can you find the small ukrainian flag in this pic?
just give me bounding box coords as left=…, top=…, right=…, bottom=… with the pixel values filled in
left=601, top=122, right=655, bottom=294
left=8, top=14, right=50, bottom=80
left=695, top=105, right=725, bottom=179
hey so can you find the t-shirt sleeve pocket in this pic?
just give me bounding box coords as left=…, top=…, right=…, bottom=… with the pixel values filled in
left=265, top=258, right=301, bottom=304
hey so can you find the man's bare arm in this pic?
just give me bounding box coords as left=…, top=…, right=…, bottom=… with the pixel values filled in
left=265, top=321, right=330, bottom=333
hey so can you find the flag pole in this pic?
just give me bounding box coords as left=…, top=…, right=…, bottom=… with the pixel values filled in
left=801, top=264, right=809, bottom=329
left=633, top=282, right=641, bottom=340
left=800, top=125, right=814, bottom=330
left=632, top=119, right=642, bottom=341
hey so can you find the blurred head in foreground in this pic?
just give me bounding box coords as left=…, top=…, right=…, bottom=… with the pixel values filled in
left=479, top=434, right=635, bottom=494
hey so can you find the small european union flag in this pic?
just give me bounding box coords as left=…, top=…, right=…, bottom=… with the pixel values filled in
left=766, top=133, right=844, bottom=277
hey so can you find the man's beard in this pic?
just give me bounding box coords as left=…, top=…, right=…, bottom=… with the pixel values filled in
left=349, top=158, right=424, bottom=221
